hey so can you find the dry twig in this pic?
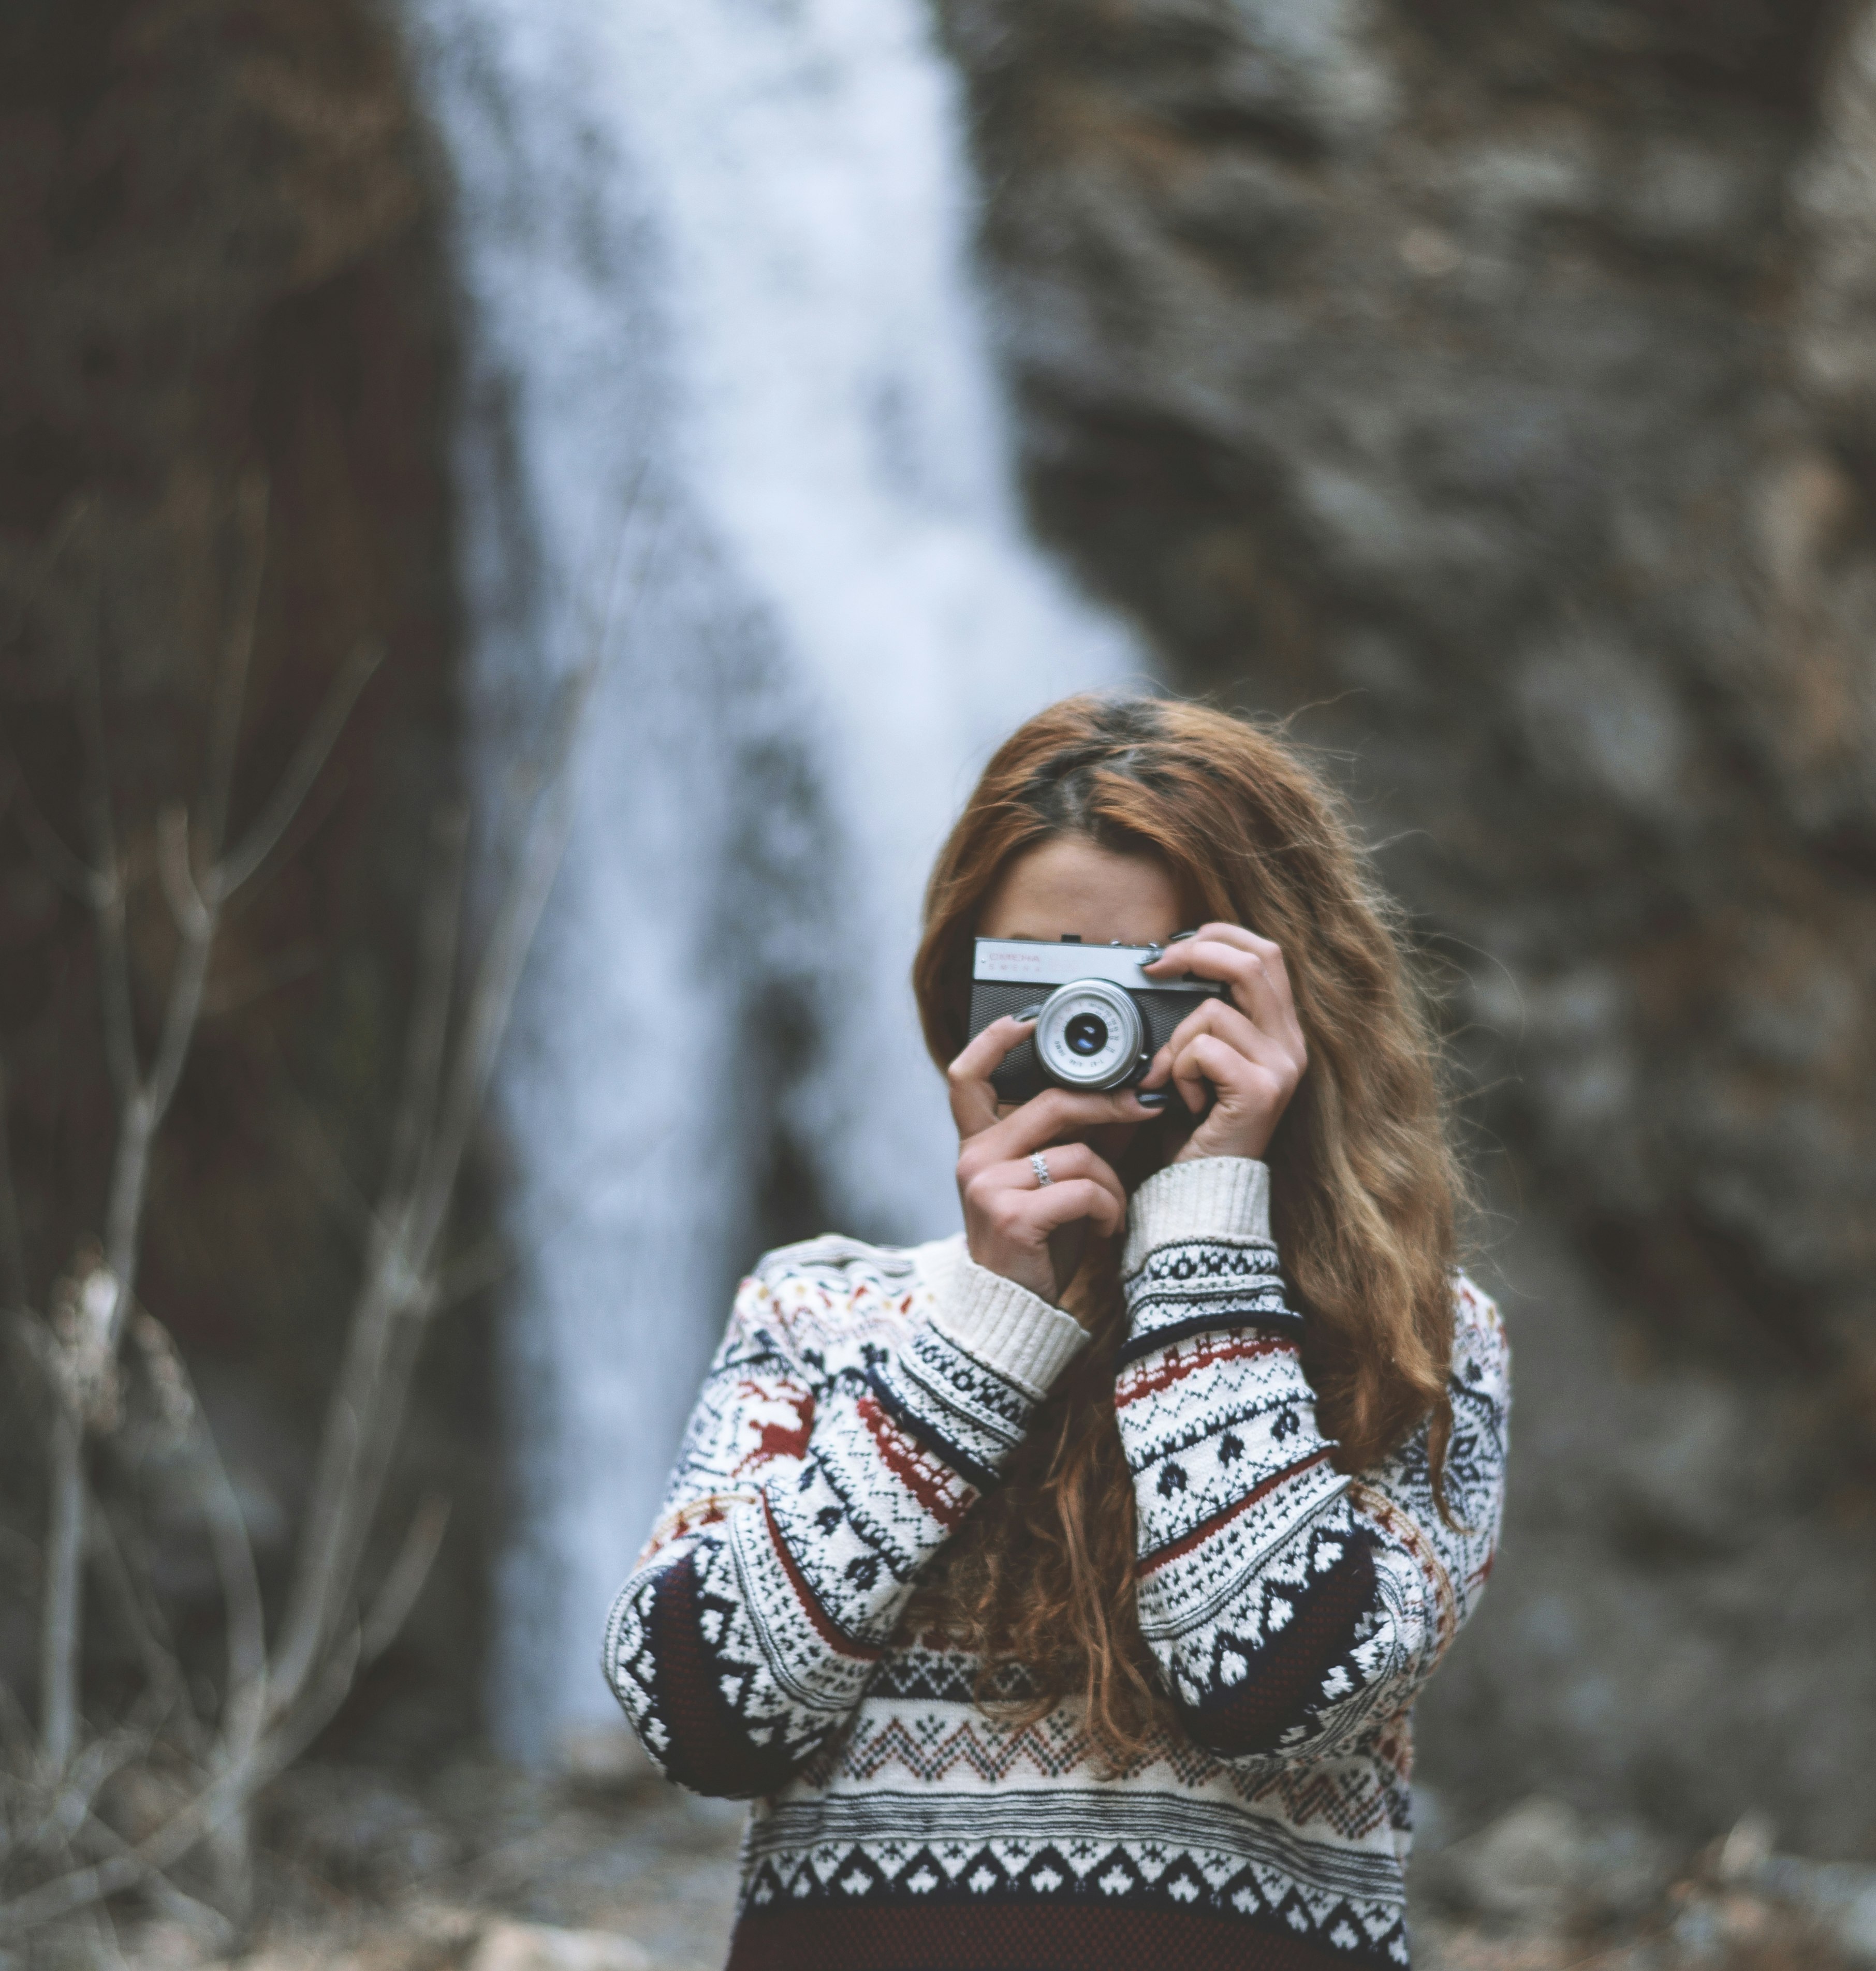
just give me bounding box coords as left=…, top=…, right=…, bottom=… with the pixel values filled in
left=0, top=476, right=614, bottom=1946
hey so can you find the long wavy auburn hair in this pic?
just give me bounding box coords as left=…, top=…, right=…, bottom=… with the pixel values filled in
left=901, top=693, right=1465, bottom=1759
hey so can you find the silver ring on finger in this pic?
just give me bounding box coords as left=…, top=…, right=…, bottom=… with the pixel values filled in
left=1030, top=1151, right=1053, bottom=1188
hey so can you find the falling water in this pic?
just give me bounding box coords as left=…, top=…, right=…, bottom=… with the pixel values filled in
left=396, top=0, right=1140, bottom=1757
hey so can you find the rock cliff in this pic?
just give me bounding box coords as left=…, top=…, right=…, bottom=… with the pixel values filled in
left=0, top=0, right=487, bottom=1754
left=937, top=0, right=1876, bottom=1851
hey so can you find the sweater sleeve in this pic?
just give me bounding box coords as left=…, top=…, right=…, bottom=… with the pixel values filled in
left=602, top=1236, right=1087, bottom=1798
left=1116, top=1159, right=1509, bottom=1768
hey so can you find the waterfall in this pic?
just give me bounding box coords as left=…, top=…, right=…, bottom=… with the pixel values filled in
left=395, top=0, right=1141, bottom=1759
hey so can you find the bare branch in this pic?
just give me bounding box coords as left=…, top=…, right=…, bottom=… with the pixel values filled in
left=0, top=1820, right=155, bottom=1933
left=215, top=640, right=382, bottom=899
left=27, top=1725, right=150, bottom=1855
left=0, top=1599, right=366, bottom=1935
left=103, top=863, right=218, bottom=1323
left=39, top=1404, right=84, bottom=1774
left=139, top=913, right=215, bottom=1134
left=99, top=1095, right=154, bottom=1342
left=35, top=1257, right=126, bottom=1778
left=37, top=508, right=253, bottom=1795
left=268, top=565, right=617, bottom=1720
left=109, top=1858, right=234, bottom=1955
left=267, top=1267, right=424, bottom=1710
left=311, top=1293, right=435, bottom=1671
left=167, top=1335, right=269, bottom=1752
left=154, top=804, right=211, bottom=944
left=0, top=1746, right=254, bottom=1940
left=67, top=1884, right=131, bottom=1971
left=270, top=677, right=591, bottom=1710
left=3, top=493, right=631, bottom=1940
left=72, top=1815, right=235, bottom=1959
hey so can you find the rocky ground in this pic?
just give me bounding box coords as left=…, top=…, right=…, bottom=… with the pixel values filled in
left=58, top=1757, right=1872, bottom=1971
left=112, top=1760, right=746, bottom=1971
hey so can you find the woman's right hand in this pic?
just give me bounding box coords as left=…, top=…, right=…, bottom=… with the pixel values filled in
left=947, top=1016, right=1163, bottom=1308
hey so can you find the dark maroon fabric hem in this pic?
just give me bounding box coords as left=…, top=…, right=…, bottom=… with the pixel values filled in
left=645, top=1550, right=804, bottom=1799
left=725, top=1901, right=1383, bottom=1971
left=1176, top=1531, right=1382, bottom=1759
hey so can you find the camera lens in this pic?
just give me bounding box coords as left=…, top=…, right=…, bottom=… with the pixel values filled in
left=1064, top=1012, right=1108, bottom=1057
left=1033, top=980, right=1145, bottom=1091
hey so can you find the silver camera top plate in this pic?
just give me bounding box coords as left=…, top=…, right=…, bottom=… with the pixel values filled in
left=971, top=937, right=1216, bottom=993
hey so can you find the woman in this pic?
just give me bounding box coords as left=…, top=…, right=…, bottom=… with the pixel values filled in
left=604, top=695, right=1509, bottom=1970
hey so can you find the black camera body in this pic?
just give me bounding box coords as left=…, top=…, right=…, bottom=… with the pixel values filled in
left=968, top=936, right=1226, bottom=1106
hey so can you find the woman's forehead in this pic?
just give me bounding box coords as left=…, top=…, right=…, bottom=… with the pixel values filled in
left=979, top=837, right=1183, bottom=945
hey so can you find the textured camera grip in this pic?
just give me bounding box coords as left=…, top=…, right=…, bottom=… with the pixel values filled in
left=968, top=981, right=1049, bottom=1102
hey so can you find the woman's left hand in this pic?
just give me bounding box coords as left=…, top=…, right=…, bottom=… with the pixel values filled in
left=1141, top=923, right=1308, bottom=1163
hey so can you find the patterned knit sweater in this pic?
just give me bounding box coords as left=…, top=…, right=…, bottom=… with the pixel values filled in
left=603, top=1158, right=1509, bottom=1971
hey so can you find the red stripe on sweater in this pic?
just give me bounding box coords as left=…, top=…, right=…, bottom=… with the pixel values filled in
left=759, top=1492, right=882, bottom=1662
left=1135, top=1448, right=1337, bottom=1576
left=856, top=1390, right=971, bottom=1529
left=1114, top=1331, right=1293, bottom=1408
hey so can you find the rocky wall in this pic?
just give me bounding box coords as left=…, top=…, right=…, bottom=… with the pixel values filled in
left=0, top=0, right=487, bottom=1758
left=937, top=0, right=1876, bottom=1853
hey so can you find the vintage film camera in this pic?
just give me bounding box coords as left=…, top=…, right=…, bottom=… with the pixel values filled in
left=968, top=935, right=1226, bottom=1106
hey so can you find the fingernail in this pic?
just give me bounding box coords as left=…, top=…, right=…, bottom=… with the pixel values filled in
left=1015, top=1004, right=1042, bottom=1023
left=1134, top=1089, right=1169, bottom=1110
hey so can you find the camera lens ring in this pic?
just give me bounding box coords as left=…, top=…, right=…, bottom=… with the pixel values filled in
left=1033, top=980, right=1147, bottom=1091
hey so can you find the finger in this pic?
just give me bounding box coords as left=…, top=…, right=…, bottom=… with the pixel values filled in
left=1150, top=930, right=1303, bottom=1056
left=1146, top=921, right=1261, bottom=965
left=1148, top=923, right=1279, bottom=981
left=977, top=1142, right=1129, bottom=1223
left=1022, top=1175, right=1126, bottom=1243
left=1153, top=995, right=1298, bottom=1086
left=965, top=1082, right=1165, bottom=1169
left=1168, top=1031, right=1211, bottom=1117
left=1161, top=922, right=1263, bottom=955
left=1171, top=1029, right=1292, bottom=1122
left=1151, top=935, right=1288, bottom=1035
left=947, top=1014, right=1035, bottom=1140
left=963, top=1146, right=1128, bottom=1254
left=1139, top=998, right=1291, bottom=1111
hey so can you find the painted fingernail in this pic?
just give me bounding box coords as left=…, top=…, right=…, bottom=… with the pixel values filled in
left=1135, top=1089, right=1170, bottom=1109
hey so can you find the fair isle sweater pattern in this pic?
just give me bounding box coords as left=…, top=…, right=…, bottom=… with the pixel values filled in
left=603, top=1158, right=1509, bottom=1971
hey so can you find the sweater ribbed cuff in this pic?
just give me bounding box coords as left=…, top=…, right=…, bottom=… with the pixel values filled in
left=1123, top=1157, right=1272, bottom=1278
left=918, top=1236, right=1089, bottom=1401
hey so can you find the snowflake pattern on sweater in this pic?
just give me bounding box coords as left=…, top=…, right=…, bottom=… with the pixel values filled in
left=603, top=1158, right=1509, bottom=1971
